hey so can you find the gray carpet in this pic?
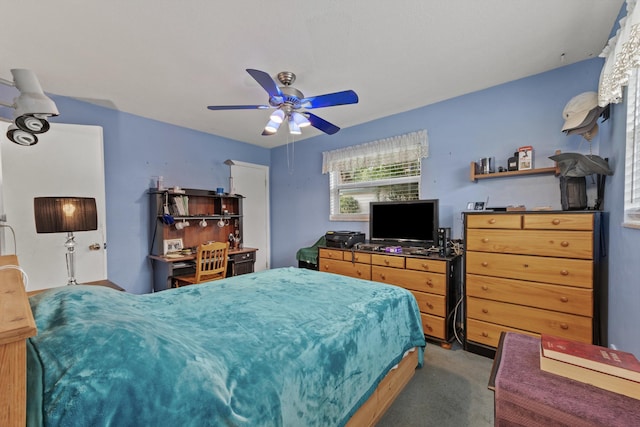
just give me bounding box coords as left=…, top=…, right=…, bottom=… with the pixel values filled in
left=377, top=341, right=495, bottom=427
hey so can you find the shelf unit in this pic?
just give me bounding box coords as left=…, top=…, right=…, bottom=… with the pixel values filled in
left=470, top=162, right=559, bottom=182
left=149, top=188, right=243, bottom=255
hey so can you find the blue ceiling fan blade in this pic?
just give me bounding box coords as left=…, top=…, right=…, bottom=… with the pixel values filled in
left=306, top=113, right=341, bottom=135
left=246, top=69, right=282, bottom=99
left=207, top=105, right=270, bottom=110
left=301, top=90, right=359, bottom=109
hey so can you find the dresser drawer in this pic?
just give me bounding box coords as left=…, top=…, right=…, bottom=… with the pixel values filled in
left=466, top=274, right=593, bottom=316
left=319, top=258, right=371, bottom=280
left=406, top=257, right=446, bottom=273
left=466, top=229, right=593, bottom=259
left=466, top=318, right=537, bottom=348
left=319, top=248, right=345, bottom=260
left=466, top=214, right=522, bottom=229
left=421, top=313, right=446, bottom=340
left=466, top=297, right=592, bottom=342
left=466, top=251, right=593, bottom=288
left=372, top=266, right=446, bottom=295
left=410, top=290, right=446, bottom=316
left=347, top=251, right=371, bottom=264
left=371, top=254, right=405, bottom=268
left=523, top=213, right=593, bottom=231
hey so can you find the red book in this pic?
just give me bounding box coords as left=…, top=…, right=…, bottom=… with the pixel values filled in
left=541, top=334, right=640, bottom=382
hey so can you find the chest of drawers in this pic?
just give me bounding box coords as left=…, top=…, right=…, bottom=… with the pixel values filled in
left=463, top=211, right=606, bottom=358
left=318, top=247, right=461, bottom=346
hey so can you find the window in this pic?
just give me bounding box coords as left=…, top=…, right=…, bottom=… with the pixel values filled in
left=322, top=130, right=428, bottom=221
left=624, top=69, right=640, bottom=228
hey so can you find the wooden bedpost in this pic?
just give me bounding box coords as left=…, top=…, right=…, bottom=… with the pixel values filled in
left=0, top=255, right=37, bottom=427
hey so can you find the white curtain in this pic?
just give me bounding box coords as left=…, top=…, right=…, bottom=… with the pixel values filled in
left=598, top=0, right=640, bottom=106
left=321, top=129, right=428, bottom=174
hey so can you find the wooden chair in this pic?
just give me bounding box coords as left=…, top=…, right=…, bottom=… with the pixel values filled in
left=174, top=242, right=229, bottom=287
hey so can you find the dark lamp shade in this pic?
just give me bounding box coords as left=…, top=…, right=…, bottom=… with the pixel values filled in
left=34, top=197, right=98, bottom=233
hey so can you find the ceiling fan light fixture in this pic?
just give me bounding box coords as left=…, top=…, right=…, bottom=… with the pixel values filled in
left=288, top=119, right=302, bottom=135
left=264, top=120, right=280, bottom=134
left=269, top=108, right=285, bottom=124
left=292, top=112, right=311, bottom=128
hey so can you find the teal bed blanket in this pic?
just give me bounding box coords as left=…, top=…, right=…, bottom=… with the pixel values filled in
left=27, top=267, right=426, bottom=427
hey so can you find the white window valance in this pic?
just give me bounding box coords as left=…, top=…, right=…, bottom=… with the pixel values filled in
left=598, top=0, right=640, bottom=106
left=321, top=129, right=429, bottom=174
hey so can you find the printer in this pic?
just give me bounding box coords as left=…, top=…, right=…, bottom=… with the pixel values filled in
left=325, top=231, right=366, bottom=249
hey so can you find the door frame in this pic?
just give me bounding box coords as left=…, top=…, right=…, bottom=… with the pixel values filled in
left=228, top=160, right=270, bottom=270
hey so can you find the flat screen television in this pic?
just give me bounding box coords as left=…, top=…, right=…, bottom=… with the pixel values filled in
left=369, top=199, right=439, bottom=247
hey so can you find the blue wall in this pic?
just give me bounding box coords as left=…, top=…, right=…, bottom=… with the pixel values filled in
left=42, top=97, right=270, bottom=294
left=271, top=58, right=640, bottom=356
left=270, top=59, right=604, bottom=264
left=600, top=92, right=640, bottom=356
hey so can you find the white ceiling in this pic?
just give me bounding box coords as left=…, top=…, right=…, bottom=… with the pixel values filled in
left=0, top=1, right=624, bottom=149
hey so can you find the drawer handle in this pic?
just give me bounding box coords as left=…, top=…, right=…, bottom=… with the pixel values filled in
left=425, top=324, right=433, bottom=331
left=380, top=274, right=386, bottom=280
left=561, top=241, right=569, bottom=247
left=426, top=279, right=433, bottom=287
left=426, top=303, right=434, bottom=309
left=481, top=261, right=489, bottom=267
left=328, top=253, right=333, bottom=258
left=482, top=238, right=489, bottom=243
left=488, top=218, right=496, bottom=224
left=421, top=263, right=429, bottom=270
left=560, top=296, right=569, bottom=303
left=482, top=308, right=489, bottom=314
left=560, top=323, right=569, bottom=330
left=481, top=285, right=489, bottom=291
left=482, top=332, right=489, bottom=337
left=552, top=218, right=561, bottom=225
left=384, top=259, right=390, bottom=265
left=560, top=270, right=569, bottom=276
left=323, top=265, right=329, bottom=270
left=357, top=271, right=362, bottom=276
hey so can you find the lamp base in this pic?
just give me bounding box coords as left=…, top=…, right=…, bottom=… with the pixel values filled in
left=64, top=232, right=78, bottom=286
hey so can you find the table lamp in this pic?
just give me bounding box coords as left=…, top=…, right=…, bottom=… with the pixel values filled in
left=34, top=197, right=98, bottom=285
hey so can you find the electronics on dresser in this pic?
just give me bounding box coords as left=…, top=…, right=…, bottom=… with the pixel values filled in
left=437, top=227, right=451, bottom=257
left=325, top=231, right=366, bottom=249
left=369, top=199, right=439, bottom=247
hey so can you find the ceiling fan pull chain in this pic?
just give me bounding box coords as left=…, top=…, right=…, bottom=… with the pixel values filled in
left=287, top=136, right=295, bottom=175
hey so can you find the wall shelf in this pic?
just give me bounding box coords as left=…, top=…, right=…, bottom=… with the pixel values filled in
left=470, top=162, right=559, bottom=182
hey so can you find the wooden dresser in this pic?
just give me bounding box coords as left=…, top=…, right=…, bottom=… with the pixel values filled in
left=463, top=211, right=606, bottom=358
left=318, top=247, right=462, bottom=346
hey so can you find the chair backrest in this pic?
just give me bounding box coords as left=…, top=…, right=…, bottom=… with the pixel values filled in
left=194, top=241, right=229, bottom=283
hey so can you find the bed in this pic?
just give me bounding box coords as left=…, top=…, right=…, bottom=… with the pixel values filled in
left=0, top=255, right=426, bottom=427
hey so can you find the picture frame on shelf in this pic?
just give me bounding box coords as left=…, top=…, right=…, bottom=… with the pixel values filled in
left=164, top=238, right=184, bottom=254
left=518, top=146, right=533, bottom=170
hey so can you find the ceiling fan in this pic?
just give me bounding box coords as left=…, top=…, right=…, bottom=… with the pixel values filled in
left=207, top=69, right=359, bottom=136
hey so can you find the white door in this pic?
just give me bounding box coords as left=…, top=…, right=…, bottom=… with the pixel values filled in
left=0, top=122, right=107, bottom=291
left=229, top=161, right=269, bottom=271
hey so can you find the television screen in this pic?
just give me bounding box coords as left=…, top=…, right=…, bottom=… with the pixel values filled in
left=369, top=199, right=439, bottom=246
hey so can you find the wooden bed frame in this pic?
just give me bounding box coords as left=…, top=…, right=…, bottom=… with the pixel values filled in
left=0, top=254, right=418, bottom=427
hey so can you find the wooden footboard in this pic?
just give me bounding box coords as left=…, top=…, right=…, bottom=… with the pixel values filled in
left=347, top=347, right=419, bottom=427
left=0, top=255, right=37, bottom=427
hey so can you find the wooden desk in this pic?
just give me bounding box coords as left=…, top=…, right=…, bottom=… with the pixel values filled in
left=149, top=247, right=258, bottom=291
left=490, top=332, right=640, bottom=426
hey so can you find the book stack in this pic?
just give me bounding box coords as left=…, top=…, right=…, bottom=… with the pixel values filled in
left=539, top=334, right=640, bottom=400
